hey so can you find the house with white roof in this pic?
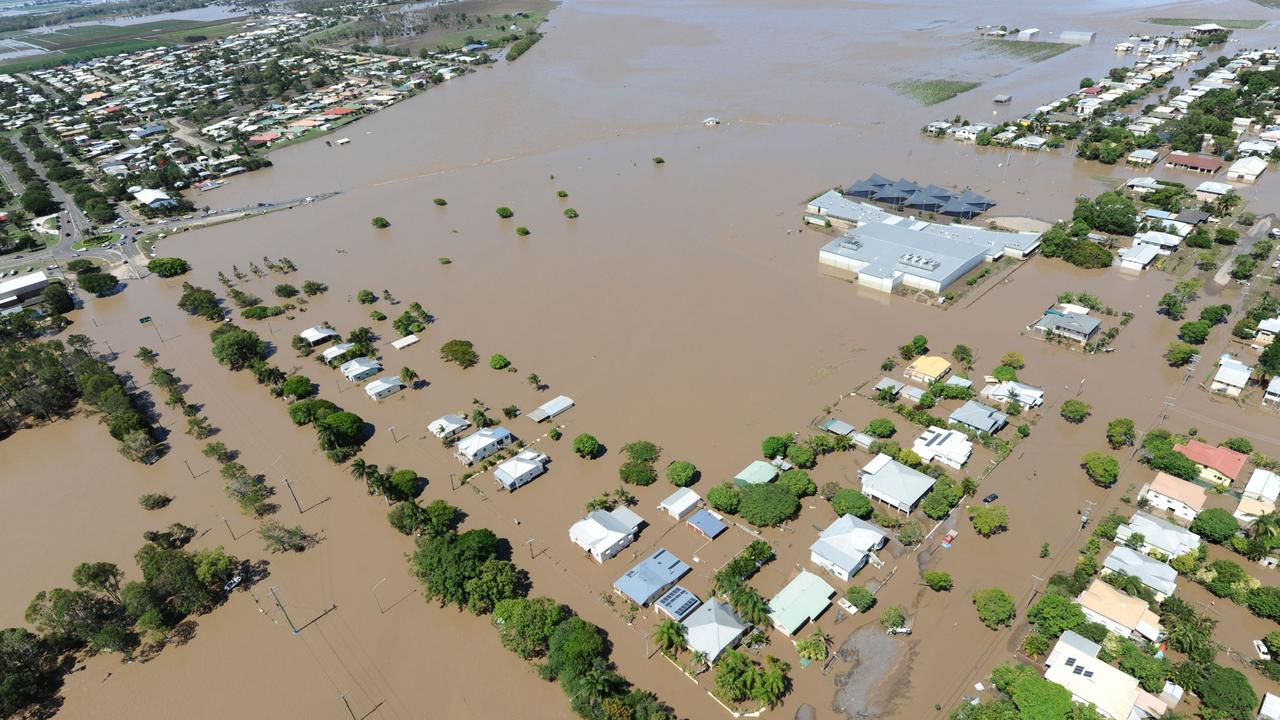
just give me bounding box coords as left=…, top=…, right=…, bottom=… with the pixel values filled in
left=1260, top=691, right=1280, bottom=720
left=340, top=357, right=381, bottom=383
left=682, top=599, right=748, bottom=662
left=1132, top=230, right=1181, bottom=255
left=949, top=400, right=1008, bottom=434
left=980, top=380, right=1045, bottom=408
left=454, top=426, right=514, bottom=464
left=1115, top=511, right=1202, bottom=559
left=1236, top=468, right=1280, bottom=524
left=1077, top=579, right=1164, bottom=642
left=1140, top=472, right=1206, bottom=523
left=1118, top=243, right=1162, bottom=271
left=569, top=506, right=644, bottom=562
left=494, top=449, right=548, bottom=491
left=427, top=414, right=470, bottom=441
left=613, top=549, right=690, bottom=606
left=809, top=514, right=888, bottom=581
left=299, top=325, right=340, bottom=347
left=658, top=487, right=702, bottom=520
left=912, top=426, right=973, bottom=469
left=320, top=342, right=355, bottom=364
left=858, top=453, right=937, bottom=513
left=1267, top=377, right=1280, bottom=407
left=364, top=375, right=405, bottom=401
left=1195, top=180, right=1233, bottom=201
left=1044, top=631, right=1142, bottom=720
left=1252, top=318, right=1280, bottom=349
left=1103, top=546, right=1177, bottom=600
left=1211, top=353, right=1252, bottom=397
left=1227, top=155, right=1267, bottom=183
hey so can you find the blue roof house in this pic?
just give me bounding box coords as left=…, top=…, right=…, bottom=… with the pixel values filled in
left=614, top=549, right=691, bottom=606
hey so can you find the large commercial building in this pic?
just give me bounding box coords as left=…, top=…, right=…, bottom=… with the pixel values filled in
left=0, top=271, right=49, bottom=310
left=815, top=202, right=1041, bottom=294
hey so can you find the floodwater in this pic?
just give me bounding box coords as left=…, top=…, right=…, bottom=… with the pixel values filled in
left=5, top=0, right=1280, bottom=718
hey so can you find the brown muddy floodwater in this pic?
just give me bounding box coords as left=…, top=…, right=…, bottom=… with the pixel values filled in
left=6, top=0, right=1280, bottom=718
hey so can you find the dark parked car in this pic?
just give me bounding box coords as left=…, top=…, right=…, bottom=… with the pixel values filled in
left=982, top=493, right=999, bottom=504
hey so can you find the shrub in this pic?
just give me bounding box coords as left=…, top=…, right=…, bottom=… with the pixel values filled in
left=666, top=460, right=697, bottom=487
left=706, top=483, right=740, bottom=513
left=563, top=208, right=579, bottom=219
left=619, top=460, right=657, bottom=486
left=992, top=365, right=1017, bottom=382
left=621, top=441, right=661, bottom=464
left=273, top=284, right=298, bottom=298
left=516, top=226, right=530, bottom=236
left=77, top=271, right=118, bottom=296
left=433, top=198, right=447, bottom=206
left=1060, top=399, right=1091, bottom=424
left=357, top=289, right=377, bottom=304
left=138, top=493, right=172, bottom=510
left=1023, top=632, right=1051, bottom=659
left=831, top=488, right=873, bottom=518
left=971, top=588, right=1016, bottom=629
left=371, top=216, right=390, bottom=228
left=440, top=339, right=479, bottom=368
left=652, top=156, right=664, bottom=164
left=845, top=587, right=875, bottom=612
left=489, top=354, right=511, bottom=370
left=880, top=606, right=906, bottom=630
left=923, top=570, right=952, bottom=591
left=1106, top=418, right=1136, bottom=448
left=738, top=484, right=799, bottom=526
left=571, top=433, right=599, bottom=459
left=1221, top=437, right=1253, bottom=454
left=1081, top=452, right=1119, bottom=487
left=495, top=207, right=514, bottom=218
left=281, top=375, right=314, bottom=399
left=970, top=505, right=1009, bottom=537
left=147, top=257, right=190, bottom=277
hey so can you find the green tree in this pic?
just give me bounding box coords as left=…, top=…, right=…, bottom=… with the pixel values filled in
left=146, top=258, right=190, bottom=277
left=1190, top=508, right=1239, bottom=544
left=952, top=344, right=973, bottom=367
left=761, top=435, right=791, bottom=459
left=495, top=207, right=513, bottom=219
left=619, top=460, right=657, bottom=486
left=970, top=505, right=1009, bottom=537
left=1166, top=341, right=1198, bottom=367
left=76, top=271, right=117, bottom=296
left=371, top=216, right=390, bottom=228
left=666, top=460, right=697, bottom=487
left=971, top=588, right=1016, bottom=629
left=492, top=596, right=568, bottom=659
left=621, top=440, right=661, bottom=464
left=572, top=433, right=600, bottom=459
left=463, top=559, right=524, bottom=614
left=785, top=442, right=816, bottom=469
left=923, top=570, right=952, bottom=591
left=707, top=483, right=741, bottom=513
left=1221, top=436, right=1253, bottom=454
left=738, top=484, right=799, bottom=526
left=489, top=354, right=510, bottom=370
left=777, top=469, right=816, bottom=498
left=1060, top=399, right=1091, bottom=424
left=1178, top=320, right=1212, bottom=345
left=1081, top=452, right=1119, bottom=487
left=177, top=282, right=221, bottom=320
left=281, top=375, right=313, bottom=399
left=1027, top=593, right=1085, bottom=637
left=210, top=327, right=266, bottom=370
left=831, top=488, right=873, bottom=518
left=439, top=339, right=478, bottom=368
left=41, top=283, right=74, bottom=313
left=880, top=605, right=906, bottom=630
left=1106, top=418, right=1136, bottom=449
left=1197, top=664, right=1257, bottom=719
left=845, top=586, right=875, bottom=612
left=865, top=418, right=896, bottom=438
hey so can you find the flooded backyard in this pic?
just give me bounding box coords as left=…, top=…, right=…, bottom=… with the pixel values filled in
left=5, top=0, right=1280, bottom=718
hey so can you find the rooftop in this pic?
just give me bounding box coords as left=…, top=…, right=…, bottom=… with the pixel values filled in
left=614, top=549, right=691, bottom=605
left=767, top=571, right=835, bottom=635
left=1103, top=546, right=1178, bottom=597
left=809, top=514, right=887, bottom=574
left=735, top=460, right=778, bottom=486
left=1147, top=472, right=1207, bottom=511
left=860, top=453, right=937, bottom=506
left=1172, top=439, right=1247, bottom=480
left=1077, top=579, right=1162, bottom=634
left=906, top=355, right=952, bottom=379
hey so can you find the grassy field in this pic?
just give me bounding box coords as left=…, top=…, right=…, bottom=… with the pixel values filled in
left=891, top=79, right=981, bottom=106
left=1246, top=0, right=1280, bottom=10
left=428, top=7, right=549, bottom=51
left=0, top=18, right=248, bottom=71
left=973, top=38, right=1076, bottom=62
left=1146, top=17, right=1267, bottom=29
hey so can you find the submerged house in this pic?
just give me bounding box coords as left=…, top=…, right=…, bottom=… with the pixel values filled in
left=570, top=507, right=644, bottom=563
left=428, top=414, right=471, bottom=441
left=809, top=514, right=888, bottom=581
left=494, top=449, right=549, bottom=491
left=340, top=357, right=382, bottom=383
left=682, top=599, right=748, bottom=662
left=364, top=375, right=405, bottom=401
left=859, top=453, right=937, bottom=513
left=949, top=400, right=1008, bottom=434
left=767, top=571, right=836, bottom=636
left=613, top=549, right=691, bottom=606
left=1171, top=439, right=1246, bottom=487
left=298, top=325, right=340, bottom=347
left=454, top=426, right=515, bottom=464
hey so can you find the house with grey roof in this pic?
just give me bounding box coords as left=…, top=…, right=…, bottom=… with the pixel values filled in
left=1102, top=546, right=1177, bottom=600
left=614, top=549, right=691, bottom=606
left=682, top=599, right=748, bottom=662
left=1029, top=310, right=1101, bottom=345
left=810, top=514, right=888, bottom=581
left=949, top=400, right=1008, bottom=435
left=858, top=453, right=937, bottom=513
left=1114, top=511, right=1201, bottom=559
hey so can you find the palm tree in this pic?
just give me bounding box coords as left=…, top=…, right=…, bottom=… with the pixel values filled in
left=575, top=661, right=620, bottom=707
left=400, top=367, right=418, bottom=386
left=730, top=587, right=770, bottom=627
left=1165, top=614, right=1217, bottom=661
left=527, top=373, right=541, bottom=390
left=349, top=458, right=370, bottom=482
left=654, top=619, right=686, bottom=655
left=1249, top=510, right=1280, bottom=541
left=753, top=656, right=789, bottom=708
left=690, top=650, right=709, bottom=676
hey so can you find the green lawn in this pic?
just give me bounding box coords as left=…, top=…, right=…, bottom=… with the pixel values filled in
left=428, top=8, right=549, bottom=50
left=1146, top=17, right=1267, bottom=29
left=0, top=18, right=247, bottom=70
left=973, top=39, right=1076, bottom=62
left=1246, top=0, right=1280, bottom=10
left=892, top=79, right=981, bottom=106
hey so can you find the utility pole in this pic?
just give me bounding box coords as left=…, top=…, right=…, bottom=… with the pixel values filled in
left=339, top=694, right=357, bottom=720
left=450, top=472, right=457, bottom=491
left=282, top=477, right=303, bottom=513
left=220, top=515, right=236, bottom=540
left=183, top=459, right=195, bottom=478
left=526, top=537, right=535, bottom=560
left=267, top=586, right=299, bottom=635
left=388, top=426, right=397, bottom=443
left=372, top=578, right=387, bottom=614
left=150, top=318, right=164, bottom=344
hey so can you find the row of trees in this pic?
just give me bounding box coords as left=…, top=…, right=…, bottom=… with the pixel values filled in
left=19, top=126, right=115, bottom=223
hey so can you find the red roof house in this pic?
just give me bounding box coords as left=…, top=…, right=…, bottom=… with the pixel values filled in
left=1172, top=439, right=1246, bottom=485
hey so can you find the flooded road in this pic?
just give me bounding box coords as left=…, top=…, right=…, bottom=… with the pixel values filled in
left=5, top=0, right=1280, bottom=718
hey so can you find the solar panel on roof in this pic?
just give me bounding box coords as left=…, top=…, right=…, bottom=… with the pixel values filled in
left=1065, top=657, right=1076, bottom=666
left=1083, top=671, right=1094, bottom=678
left=1073, top=666, right=1085, bottom=675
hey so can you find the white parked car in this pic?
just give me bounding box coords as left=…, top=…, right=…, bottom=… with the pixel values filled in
left=1255, top=639, right=1272, bottom=660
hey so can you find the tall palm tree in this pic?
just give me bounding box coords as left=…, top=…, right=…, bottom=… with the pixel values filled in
left=575, top=661, right=620, bottom=707
left=753, top=656, right=789, bottom=708
left=1249, top=510, right=1280, bottom=541
left=654, top=619, right=686, bottom=655
left=731, top=588, right=770, bottom=627
left=349, top=458, right=371, bottom=482
left=690, top=650, right=709, bottom=675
